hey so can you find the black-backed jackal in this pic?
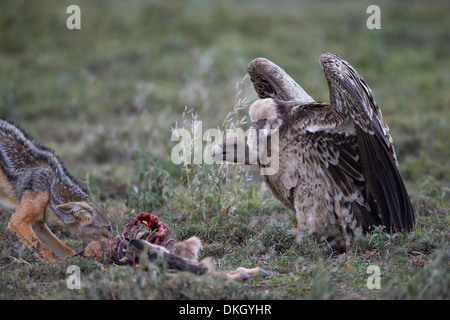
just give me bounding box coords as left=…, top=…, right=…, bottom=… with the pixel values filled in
left=0, top=119, right=112, bottom=262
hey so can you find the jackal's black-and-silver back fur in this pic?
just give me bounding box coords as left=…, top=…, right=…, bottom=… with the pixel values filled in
left=0, top=119, right=88, bottom=208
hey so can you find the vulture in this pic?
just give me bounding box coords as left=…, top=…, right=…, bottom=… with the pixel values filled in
left=212, top=53, right=415, bottom=248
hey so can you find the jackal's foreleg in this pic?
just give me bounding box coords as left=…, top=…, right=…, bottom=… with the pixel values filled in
left=8, top=191, right=55, bottom=262
left=33, top=220, right=75, bottom=258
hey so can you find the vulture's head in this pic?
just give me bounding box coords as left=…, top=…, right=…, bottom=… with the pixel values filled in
left=211, top=98, right=283, bottom=165
left=249, top=98, right=282, bottom=137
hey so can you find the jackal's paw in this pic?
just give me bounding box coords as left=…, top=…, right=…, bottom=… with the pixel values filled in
left=83, top=239, right=111, bottom=263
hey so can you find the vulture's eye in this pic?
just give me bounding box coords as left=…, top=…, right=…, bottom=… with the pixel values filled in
left=254, top=119, right=267, bottom=129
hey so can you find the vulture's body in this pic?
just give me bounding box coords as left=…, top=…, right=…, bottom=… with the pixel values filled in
left=213, top=53, right=415, bottom=247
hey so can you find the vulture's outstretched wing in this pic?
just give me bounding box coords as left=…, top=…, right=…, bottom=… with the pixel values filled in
left=248, top=57, right=315, bottom=103
left=319, top=53, right=397, bottom=163
left=319, top=52, right=415, bottom=232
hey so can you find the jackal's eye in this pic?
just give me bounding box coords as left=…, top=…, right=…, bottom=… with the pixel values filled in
left=105, top=226, right=112, bottom=232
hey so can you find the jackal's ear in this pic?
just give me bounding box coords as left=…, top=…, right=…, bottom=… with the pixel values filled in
left=56, top=202, right=93, bottom=224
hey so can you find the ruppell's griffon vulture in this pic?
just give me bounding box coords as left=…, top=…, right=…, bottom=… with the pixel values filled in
left=212, top=53, right=415, bottom=248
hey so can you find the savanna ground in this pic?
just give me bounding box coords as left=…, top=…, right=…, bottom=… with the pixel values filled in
left=0, top=0, right=448, bottom=300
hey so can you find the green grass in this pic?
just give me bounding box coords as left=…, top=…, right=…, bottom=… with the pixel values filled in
left=0, top=0, right=449, bottom=300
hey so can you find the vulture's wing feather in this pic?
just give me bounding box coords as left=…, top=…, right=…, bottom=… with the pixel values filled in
left=248, top=57, right=315, bottom=102
left=319, top=52, right=396, bottom=163
left=319, top=53, right=415, bottom=232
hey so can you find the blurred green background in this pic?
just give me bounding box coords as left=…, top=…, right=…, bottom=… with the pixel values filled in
left=0, top=0, right=449, bottom=300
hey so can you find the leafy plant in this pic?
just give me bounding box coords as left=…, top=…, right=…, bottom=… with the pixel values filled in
left=368, top=225, right=395, bottom=254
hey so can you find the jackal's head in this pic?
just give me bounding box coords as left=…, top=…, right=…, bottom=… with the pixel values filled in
left=54, top=201, right=113, bottom=243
